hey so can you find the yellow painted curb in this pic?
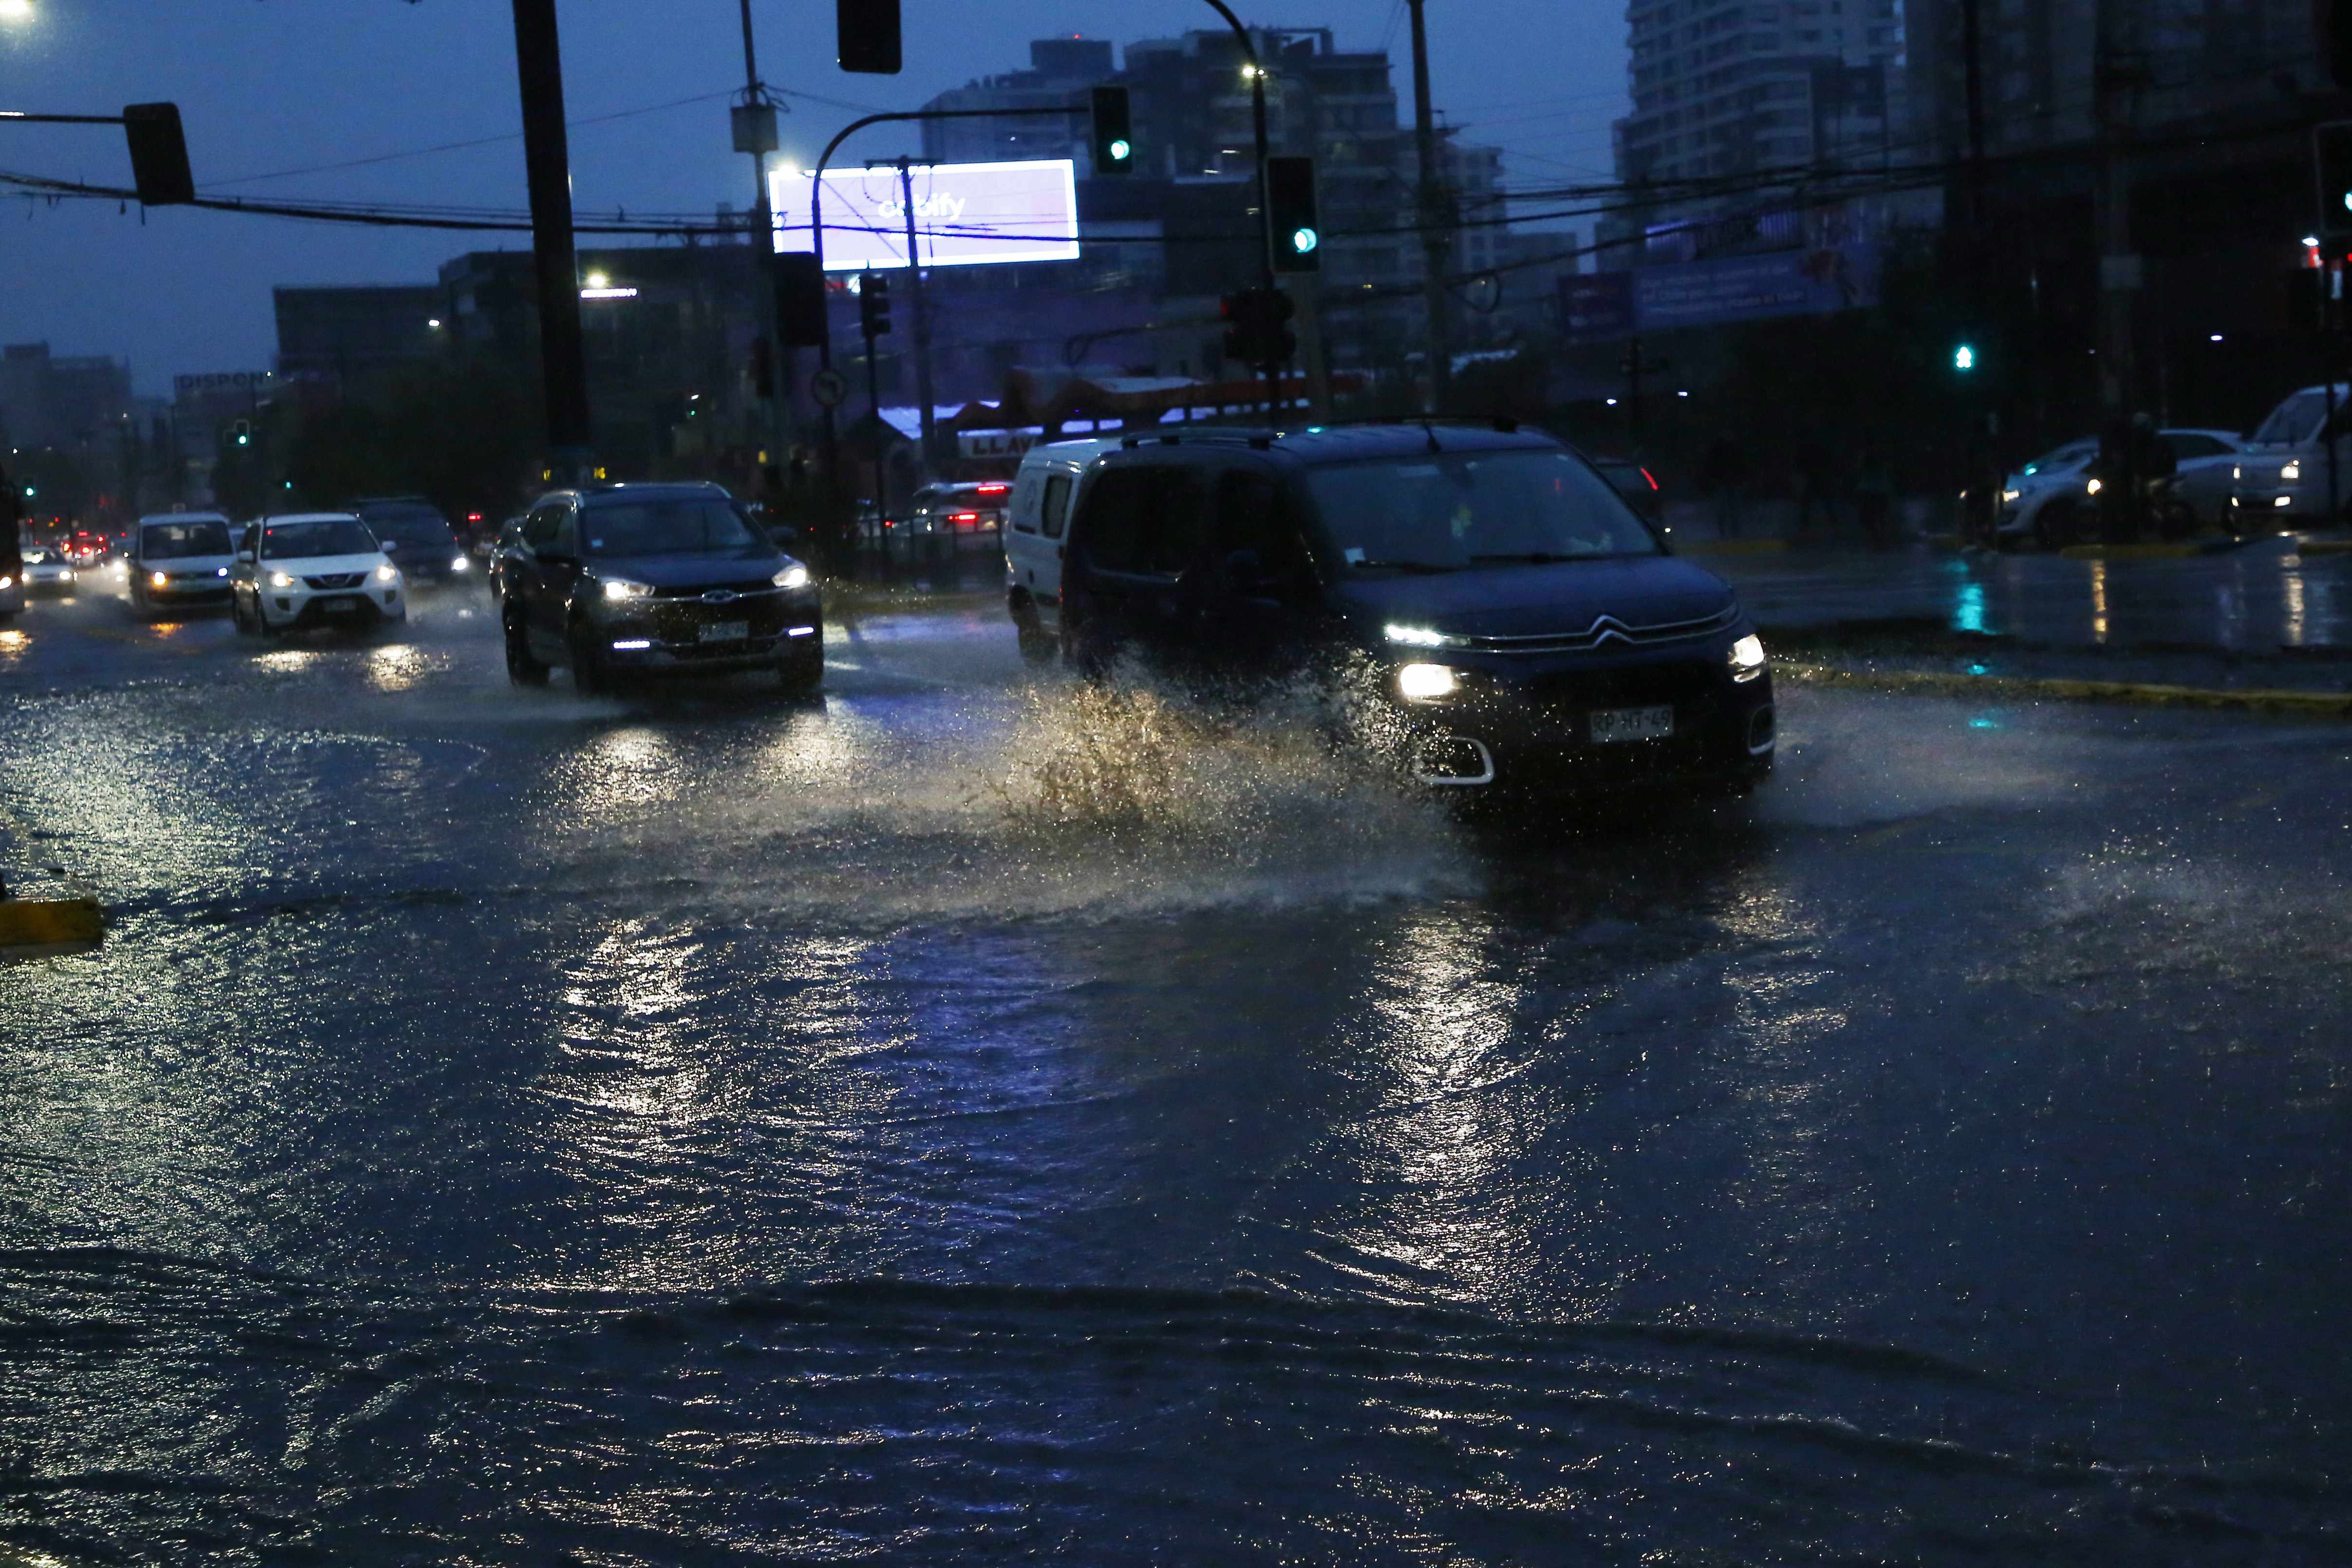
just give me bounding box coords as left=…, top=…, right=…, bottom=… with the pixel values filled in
left=1781, top=660, right=2352, bottom=718
left=2056, top=541, right=2207, bottom=560
left=1677, top=538, right=1789, bottom=556
left=0, top=895, right=104, bottom=957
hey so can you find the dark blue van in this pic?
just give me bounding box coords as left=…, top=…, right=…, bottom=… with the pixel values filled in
left=1058, top=422, right=1774, bottom=794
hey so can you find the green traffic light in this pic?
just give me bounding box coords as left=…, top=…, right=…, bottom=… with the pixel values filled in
left=1291, top=226, right=1319, bottom=255
left=1953, top=344, right=1976, bottom=372
left=1108, top=138, right=1131, bottom=163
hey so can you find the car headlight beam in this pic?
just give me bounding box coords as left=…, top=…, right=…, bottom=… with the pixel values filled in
left=376, top=563, right=400, bottom=584
left=268, top=571, right=297, bottom=588
left=1384, top=622, right=1463, bottom=649
left=773, top=564, right=810, bottom=590
left=602, top=576, right=653, bottom=601
left=149, top=571, right=168, bottom=588
left=1397, top=662, right=1459, bottom=701
left=1728, top=633, right=1767, bottom=683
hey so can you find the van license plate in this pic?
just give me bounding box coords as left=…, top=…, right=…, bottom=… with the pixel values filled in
left=699, top=621, right=749, bottom=643
left=1590, top=705, right=1674, bottom=743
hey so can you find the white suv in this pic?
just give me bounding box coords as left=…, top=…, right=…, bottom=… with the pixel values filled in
left=230, top=512, right=406, bottom=635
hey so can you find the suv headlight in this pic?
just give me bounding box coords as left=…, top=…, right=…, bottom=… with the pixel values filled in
left=2282, top=462, right=2302, bottom=482
left=601, top=577, right=653, bottom=601
left=1728, top=633, right=1767, bottom=682
left=376, top=563, right=400, bottom=584
left=773, top=564, right=810, bottom=590
left=1397, top=663, right=1458, bottom=701
left=269, top=571, right=297, bottom=588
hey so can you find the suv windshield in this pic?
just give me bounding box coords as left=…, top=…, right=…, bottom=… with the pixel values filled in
left=581, top=498, right=759, bottom=557
left=1307, top=450, right=1659, bottom=570
left=261, top=519, right=377, bottom=560
left=141, top=520, right=232, bottom=559
left=358, top=503, right=455, bottom=541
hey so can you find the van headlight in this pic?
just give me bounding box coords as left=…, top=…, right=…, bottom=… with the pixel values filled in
left=773, top=564, right=810, bottom=590
left=2282, top=462, right=2302, bottom=482
left=1728, top=633, right=1767, bottom=682
left=1397, top=662, right=1458, bottom=701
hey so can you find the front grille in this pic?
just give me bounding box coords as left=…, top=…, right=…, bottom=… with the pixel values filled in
left=304, top=572, right=366, bottom=590
left=647, top=599, right=790, bottom=642
left=652, top=580, right=779, bottom=600
left=1447, top=604, right=1736, bottom=655
left=1523, top=658, right=1719, bottom=712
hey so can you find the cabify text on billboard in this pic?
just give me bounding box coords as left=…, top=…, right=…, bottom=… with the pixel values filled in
left=769, top=159, right=1081, bottom=272
left=1560, top=243, right=1880, bottom=343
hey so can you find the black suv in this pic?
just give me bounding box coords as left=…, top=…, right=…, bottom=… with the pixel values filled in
left=352, top=497, right=472, bottom=585
left=1059, top=423, right=1773, bottom=795
left=499, top=482, right=823, bottom=696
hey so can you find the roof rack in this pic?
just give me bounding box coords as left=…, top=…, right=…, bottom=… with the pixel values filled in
left=1117, top=428, right=1277, bottom=451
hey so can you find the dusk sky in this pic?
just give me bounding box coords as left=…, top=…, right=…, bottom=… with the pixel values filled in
left=0, top=1, right=1626, bottom=397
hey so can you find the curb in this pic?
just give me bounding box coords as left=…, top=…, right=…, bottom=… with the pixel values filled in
left=1779, top=660, right=2352, bottom=718
left=0, top=892, right=104, bottom=959
left=2299, top=538, right=2352, bottom=556
left=2055, top=537, right=2250, bottom=561
left=1675, top=538, right=1789, bottom=557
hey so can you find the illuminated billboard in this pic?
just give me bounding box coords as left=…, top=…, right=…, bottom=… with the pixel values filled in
left=769, top=158, right=1080, bottom=272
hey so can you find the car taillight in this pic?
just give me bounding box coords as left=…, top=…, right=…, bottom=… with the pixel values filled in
left=975, top=485, right=1009, bottom=497
left=1640, top=467, right=1659, bottom=491
left=952, top=512, right=979, bottom=524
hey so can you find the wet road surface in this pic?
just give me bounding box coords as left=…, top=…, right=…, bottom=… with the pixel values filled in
left=4, top=571, right=2352, bottom=1565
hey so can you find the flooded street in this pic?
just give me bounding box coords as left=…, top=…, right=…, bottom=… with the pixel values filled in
left=5, top=581, right=2352, bottom=1564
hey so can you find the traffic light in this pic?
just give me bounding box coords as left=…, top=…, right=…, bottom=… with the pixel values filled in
left=775, top=252, right=827, bottom=348
left=231, top=418, right=252, bottom=447
left=1091, top=86, right=1134, bottom=175
left=1219, top=287, right=1296, bottom=369
left=837, top=0, right=901, bottom=74
left=859, top=272, right=892, bottom=338
left=122, top=102, right=195, bottom=206
left=1952, top=343, right=1977, bottom=373
left=1267, top=156, right=1320, bottom=273
left=2316, top=121, right=2352, bottom=241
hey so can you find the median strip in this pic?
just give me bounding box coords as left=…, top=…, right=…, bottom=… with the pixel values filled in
left=1779, top=659, right=2352, bottom=718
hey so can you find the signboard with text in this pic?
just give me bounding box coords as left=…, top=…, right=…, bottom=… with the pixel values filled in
left=769, top=159, right=1081, bottom=272
left=1560, top=243, right=1880, bottom=342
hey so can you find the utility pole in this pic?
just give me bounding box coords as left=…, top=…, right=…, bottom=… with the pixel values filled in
left=733, top=0, right=786, bottom=487
left=2091, top=0, right=2142, bottom=537
left=1407, top=0, right=1452, bottom=414
left=1959, top=0, right=1991, bottom=542
left=509, top=0, right=593, bottom=475
left=897, top=158, right=939, bottom=477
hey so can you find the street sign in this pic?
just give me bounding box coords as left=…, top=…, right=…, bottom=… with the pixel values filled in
left=810, top=366, right=849, bottom=408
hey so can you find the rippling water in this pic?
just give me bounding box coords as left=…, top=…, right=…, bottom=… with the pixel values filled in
left=5, top=604, right=2351, bottom=1563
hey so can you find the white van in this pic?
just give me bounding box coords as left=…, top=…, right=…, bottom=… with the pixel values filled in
left=1003, top=437, right=1120, bottom=661
left=2231, top=383, right=2351, bottom=529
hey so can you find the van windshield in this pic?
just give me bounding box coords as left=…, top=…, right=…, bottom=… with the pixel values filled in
left=141, top=520, right=232, bottom=559
left=1306, top=451, right=1660, bottom=571
left=2251, top=391, right=2333, bottom=447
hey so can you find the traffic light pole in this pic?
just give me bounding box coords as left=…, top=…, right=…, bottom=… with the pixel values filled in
left=735, top=0, right=788, bottom=495
left=509, top=0, right=594, bottom=477
left=1406, top=0, right=1452, bottom=414
left=1195, top=0, right=1282, bottom=417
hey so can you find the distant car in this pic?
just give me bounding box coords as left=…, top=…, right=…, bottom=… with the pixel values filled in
left=499, top=482, right=822, bottom=696
left=352, top=497, right=473, bottom=585
left=486, top=515, right=527, bottom=605
left=1003, top=437, right=1120, bottom=663
left=19, top=545, right=77, bottom=596
left=230, top=512, right=407, bottom=635
left=128, top=511, right=237, bottom=616
left=1589, top=457, right=1663, bottom=523
left=2231, top=385, right=2349, bottom=529
left=0, top=554, right=20, bottom=619
left=908, top=480, right=1013, bottom=539
left=1995, top=429, right=2241, bottom=548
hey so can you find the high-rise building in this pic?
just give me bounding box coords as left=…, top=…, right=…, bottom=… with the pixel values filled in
left=917, top=29, right=1517, bottom=364
left=0, top=341, right=133, bottom=453
left=1609, top=0, right=1914, bottom=250
left=272, top=286, right=444, bottom=382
